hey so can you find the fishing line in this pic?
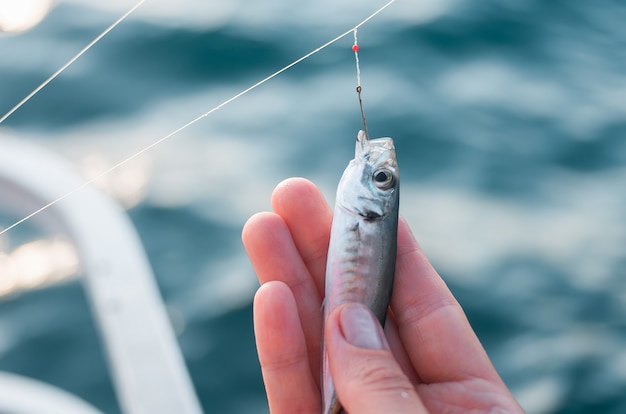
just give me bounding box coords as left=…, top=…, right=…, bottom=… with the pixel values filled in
left=0, top=0, right=147, bottom=126
left=353, top=29, right=362, bottom=88
left=0, top=0, right=395, bottom=237
left=352, top=28, right=369, bottom=139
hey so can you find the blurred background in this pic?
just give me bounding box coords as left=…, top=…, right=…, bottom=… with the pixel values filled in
left=0, top=0, right=625, bottom=412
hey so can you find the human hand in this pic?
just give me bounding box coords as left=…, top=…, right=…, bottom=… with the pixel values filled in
left=243, top=177, right=523, bottom=413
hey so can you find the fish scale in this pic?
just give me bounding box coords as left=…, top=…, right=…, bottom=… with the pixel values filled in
left=322, top=130, right=400, bottom=414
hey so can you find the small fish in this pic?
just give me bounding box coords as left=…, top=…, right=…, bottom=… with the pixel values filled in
left=322, top=130, right=400, bottom=414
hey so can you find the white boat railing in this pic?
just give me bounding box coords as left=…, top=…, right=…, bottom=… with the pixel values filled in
left=0, top=137, right=203, bottom=414
left=0, top=371, right=105, bottom=414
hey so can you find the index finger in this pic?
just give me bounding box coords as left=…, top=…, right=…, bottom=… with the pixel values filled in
left=391, top=217, right=504, bottom=384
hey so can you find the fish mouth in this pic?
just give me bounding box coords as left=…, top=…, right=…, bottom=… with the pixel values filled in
left=355, top=130, right=396, bottom=164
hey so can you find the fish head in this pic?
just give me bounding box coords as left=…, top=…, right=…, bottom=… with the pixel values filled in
left=336, top=130, right=399, bottom=220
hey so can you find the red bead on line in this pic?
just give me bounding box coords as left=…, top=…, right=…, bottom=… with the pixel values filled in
left=352, top=44, right=359, bottom=52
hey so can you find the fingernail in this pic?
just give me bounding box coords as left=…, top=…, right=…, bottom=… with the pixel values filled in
left=339, top=303, right=385, bottom=350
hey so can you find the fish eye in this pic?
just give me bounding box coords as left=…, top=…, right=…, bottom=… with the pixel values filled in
left=372, top=168, right=394, bottom=189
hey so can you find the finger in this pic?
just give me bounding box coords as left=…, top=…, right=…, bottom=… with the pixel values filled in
left=243, top=212, right=323, bottom=380
left=392, top=217, right=502, bottom=384
left=384, top=311, right=420, bottom=384
left=271, top=177, right=333, bottom=296
left=254, top=281, right=321, bottom=414
left=327, top=303, right=427, bottom=414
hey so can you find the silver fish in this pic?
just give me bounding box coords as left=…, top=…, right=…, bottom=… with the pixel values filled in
left=322, top=130, right=400, bottom=414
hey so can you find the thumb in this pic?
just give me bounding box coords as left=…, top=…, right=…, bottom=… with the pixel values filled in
left=326, top=303, right=427, bottom=414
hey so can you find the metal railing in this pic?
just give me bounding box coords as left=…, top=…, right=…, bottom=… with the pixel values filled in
left=0, top=137, right=202, bottom=414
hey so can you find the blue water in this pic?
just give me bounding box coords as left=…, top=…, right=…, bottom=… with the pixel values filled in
left=1, top=0, right=626, bottom=413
